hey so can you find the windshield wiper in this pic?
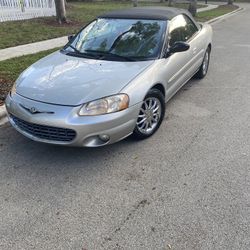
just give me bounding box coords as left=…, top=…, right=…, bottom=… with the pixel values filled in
left=84, top=50, right=136, bottom=61
left=67, top=44, right=81, bottom=53
left=64, top=45, right=101, bottom=59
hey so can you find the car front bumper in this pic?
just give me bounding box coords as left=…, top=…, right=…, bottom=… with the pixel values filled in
left=5, top=93, right=141, bottom=147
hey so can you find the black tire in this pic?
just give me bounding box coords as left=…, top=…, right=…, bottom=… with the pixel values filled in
left=195, top=46, right=211, bottom=79
left=132, top=88, right=165, bottom=140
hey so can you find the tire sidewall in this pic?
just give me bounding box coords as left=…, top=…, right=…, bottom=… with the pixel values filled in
left=195, top=46, right=211, bottom=79
left=201, top=47, right=211, bottom=77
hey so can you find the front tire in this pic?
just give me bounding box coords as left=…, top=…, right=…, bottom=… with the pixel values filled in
left=133, top=89, right=165, bottom=140
left=195, top=46, right=211, bottom=79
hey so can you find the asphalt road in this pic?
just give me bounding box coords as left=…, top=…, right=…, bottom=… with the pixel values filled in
left=0, top=6, right=250, bottom=250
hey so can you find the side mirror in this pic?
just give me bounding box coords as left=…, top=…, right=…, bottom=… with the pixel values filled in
left=68, top=34, right=75, bottom=42
left=165, top=41, right=190, bottom=57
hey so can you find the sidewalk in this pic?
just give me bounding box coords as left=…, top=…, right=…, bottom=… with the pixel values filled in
left=197, top=4, right=218, bottom=12
left=0, top=4, right=218, bottom=62
left=0, top=36, right=68, bottom=62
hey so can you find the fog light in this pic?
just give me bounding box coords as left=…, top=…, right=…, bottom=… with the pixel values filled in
left=98, top=134, right=110, bottom=142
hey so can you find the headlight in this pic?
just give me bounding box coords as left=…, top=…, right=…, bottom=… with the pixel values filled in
left=10, top=83, right=16, bottom=96
left=79, top=94, right=129, bottom=116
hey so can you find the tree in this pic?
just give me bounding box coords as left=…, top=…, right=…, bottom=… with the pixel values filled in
left=168, top=0, right=174, bottom=7
left=188, top=0, right=197, bottom=17
left=55, top=0, right=67, bottom=24
left=133, top=0, right=138, bottom=7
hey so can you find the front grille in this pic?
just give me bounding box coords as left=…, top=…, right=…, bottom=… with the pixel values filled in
left=10, top=114, right=76, bottom=142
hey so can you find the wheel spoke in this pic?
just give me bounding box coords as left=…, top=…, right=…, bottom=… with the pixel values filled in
left=153, top=113, right=159, bottom=118
left=140, top=108, right=146, bottom=114
left=138, top=113, right=146, bottom=118
left=151, top=100, right=157, bottom=110
left=149, top=120, right=153, bottom=128
left=151, top=116, right=158, bottom=123
left=141, top=121, right=147, bottom=130
left=153, top=106, right=159, bottom=113
left=137, top=117, right=147, bottom=125
left=148, top=99, right=153, bottom=109
left=144, top=122, right=149, bottom=130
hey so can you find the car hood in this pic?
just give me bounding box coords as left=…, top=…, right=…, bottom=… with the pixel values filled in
left=16, top=51, right=153, bottom=106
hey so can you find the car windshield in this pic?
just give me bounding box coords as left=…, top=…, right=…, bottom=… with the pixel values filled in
left=64, top=18, right=167, bottom=61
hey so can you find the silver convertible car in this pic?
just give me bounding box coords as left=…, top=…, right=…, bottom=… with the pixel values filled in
left=6, top=7, right=212, bottom=147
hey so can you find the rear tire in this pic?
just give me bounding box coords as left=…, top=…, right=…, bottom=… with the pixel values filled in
left=195, top=46, right=211, bottom=79
left=132, top=89, right=165, bottom=140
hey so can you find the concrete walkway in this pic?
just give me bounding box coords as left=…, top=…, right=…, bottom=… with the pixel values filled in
left=0, top=4, right=218, bottom=62
left=0, top=36, right=68, bottom=61
left=197, top=3, right=218, bottom=13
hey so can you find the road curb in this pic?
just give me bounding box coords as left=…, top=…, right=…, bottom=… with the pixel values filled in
left=0, top=105, right=8, bottom=126
left=206, top=7, right=244, bottom=24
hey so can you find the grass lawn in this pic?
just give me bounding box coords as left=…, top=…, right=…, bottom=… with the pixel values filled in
left=0, top=3, right=239, bottom=104
left=196, top=4, right=239, bottom=22
left=0, top=1, right=206, bottom=50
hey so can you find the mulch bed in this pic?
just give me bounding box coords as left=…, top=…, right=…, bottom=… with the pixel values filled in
left=37, top=17, right=82, bottom=28
left=0, top=78, right=13, bottom=105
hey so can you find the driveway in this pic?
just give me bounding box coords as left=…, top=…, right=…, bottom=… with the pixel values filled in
left=0, top=5, right=250, bottom=250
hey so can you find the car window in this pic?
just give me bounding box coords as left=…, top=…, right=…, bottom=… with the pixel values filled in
left=183, top=15, right=199, bottom=41
left=168, top=14, right=198, bottom=46
left=65, top=18, right=167, bottom=61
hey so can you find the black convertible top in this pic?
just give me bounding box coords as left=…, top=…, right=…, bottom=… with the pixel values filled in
left=99, top=7, right=192, bottom=21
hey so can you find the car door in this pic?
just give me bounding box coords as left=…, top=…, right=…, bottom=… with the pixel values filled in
left=182, top=15, right=205, bottom=76
left=164, top=14, right=200, bottom=100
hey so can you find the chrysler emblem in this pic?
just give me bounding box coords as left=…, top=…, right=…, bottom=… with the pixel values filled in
left=30, top=107, right=37, bottom=114
left=19, top=104, right=54, bottom=114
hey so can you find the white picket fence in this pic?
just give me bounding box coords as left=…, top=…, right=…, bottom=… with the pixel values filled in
left=0, top=0, right=56, bottom=22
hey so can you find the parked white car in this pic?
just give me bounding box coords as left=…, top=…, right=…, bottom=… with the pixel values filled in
left=6, top=7, right=212, bottom=147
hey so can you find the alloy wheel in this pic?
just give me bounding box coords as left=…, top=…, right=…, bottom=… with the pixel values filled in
left=202, top=50, right=209, bottom=75
left=136, top=97, right=162, bottom=135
